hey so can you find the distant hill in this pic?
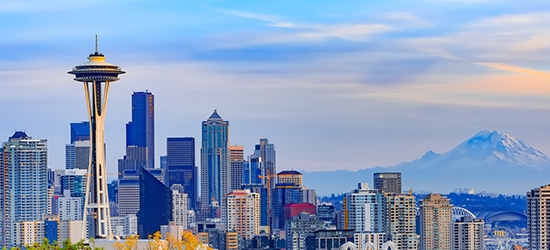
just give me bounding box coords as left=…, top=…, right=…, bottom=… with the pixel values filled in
left=303, top=130, right=550, bottom=196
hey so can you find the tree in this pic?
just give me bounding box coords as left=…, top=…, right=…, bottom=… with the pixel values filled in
left=112, top=234, right=139, bottom=250
left=23, top=238, right=104, bottom=250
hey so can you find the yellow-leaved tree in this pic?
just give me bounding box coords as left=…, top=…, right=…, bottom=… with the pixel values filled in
left=112, top=234, right=139, bottom=250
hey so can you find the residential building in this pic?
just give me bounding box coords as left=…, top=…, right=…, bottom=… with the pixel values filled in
left=384, top=191, right=418, bottom=250
left=419, top=193, right=452, bottom=250
left=0, top=132, right=48, bottom=247
left=451, top=216, right=484, bottom=250
left=226, top=190, right=260, bottom=239
left=527, top=184, right=550, bottom=250
left=58, top=190, right=83, bottom=221
left=172, top=186, right=188, bottom=229
left=343, top=183, right=385, bottom=233
left=285, top=213, right=326, bottom=250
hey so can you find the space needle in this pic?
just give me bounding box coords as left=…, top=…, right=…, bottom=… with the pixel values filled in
left=68, top=36, right=125, bottom=239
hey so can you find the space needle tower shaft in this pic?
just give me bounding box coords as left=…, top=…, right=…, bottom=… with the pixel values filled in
left=68, top=36, right=125, bottom=239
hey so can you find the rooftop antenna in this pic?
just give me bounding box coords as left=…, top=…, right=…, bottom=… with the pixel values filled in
left=95, top=34, right=98, bottom=53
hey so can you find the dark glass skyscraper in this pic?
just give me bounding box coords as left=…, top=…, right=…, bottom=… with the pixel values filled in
left=126, top=91, right=155, bottom=169
left=118, top=91, right=155, bottom=178
left=137, top=167, right=172, bottom=239
left=70, top=121, right=90, bottom=143
left=166, top=137, right=197, bottom=210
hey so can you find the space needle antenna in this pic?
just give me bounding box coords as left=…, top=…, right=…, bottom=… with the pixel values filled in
left=95, top=34, right=98, bottom=53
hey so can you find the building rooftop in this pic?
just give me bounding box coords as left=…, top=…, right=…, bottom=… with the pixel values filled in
left=278, top=170, right=302, bottom=175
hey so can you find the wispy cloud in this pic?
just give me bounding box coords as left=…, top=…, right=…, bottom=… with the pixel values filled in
left=474, top=62, right=550, bottom=77
left=210, top=8, right=393, bottom=45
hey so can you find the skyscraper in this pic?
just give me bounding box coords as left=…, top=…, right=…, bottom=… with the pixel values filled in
left=528, top=184, right=550, bottom=250
left=70, top=121, right=90, bottom=143
left=126, top=91, right=155, bottom=169
left=119, top=91, right=155, bottom=177
left=343, top=183, right=385, bottom=233
left=451, top=216, right=484, bottom=250
left=137, top=167, right=172, bottom=239
left=252, top=138, right=276, bottom=190
left=171, top=186, right=188, bottom=229
left=166, top=137, right=197, bottom=210
left=385, top=191, right=418, bottom=250
left=66, top=122, right=90, bottom=170
left=419, top=193, right=452, bottom=250
left=0, top=132, right=48, bottom=247
left=373, top=172, right=402, bottom=194
left=285, top=213, right=326, bottom=250
left=200, top=110, right=230, bottom=219
left=225, top=190, right=260, bottom=239
left=68, top=42, right=125, bottom=238
left=229, top=145, right=244, bottom=191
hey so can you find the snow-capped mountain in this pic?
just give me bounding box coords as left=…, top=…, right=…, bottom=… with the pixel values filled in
left=303, top=130, right=550, bottom=195
left=398, top=130, right=550, bottom=170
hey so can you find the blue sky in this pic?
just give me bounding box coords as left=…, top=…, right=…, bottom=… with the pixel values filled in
left=2, top=0, right=550, bottom=177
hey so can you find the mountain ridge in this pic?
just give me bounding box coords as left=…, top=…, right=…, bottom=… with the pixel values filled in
left=302, top=130, right=550, bottom=196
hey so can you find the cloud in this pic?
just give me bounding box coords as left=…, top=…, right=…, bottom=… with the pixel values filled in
left=474, top=62, right=550, bottom=77
left=209, top=8, right=394, bottom=46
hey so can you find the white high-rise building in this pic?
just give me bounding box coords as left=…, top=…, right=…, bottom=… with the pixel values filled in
left=528, top=184, right=550, bottom=250
left=1, top=132, right=48, bottom=247
left=451, top=216, right=484, bottom=250
left=343, top=183, right=385, bottom=233
left=161, top=222, right=185, bottom=240
left=110, top=214, right=137, bottom=237
left=172, top=188, right=188, bottom=229
left=58, top=220, right=85, bottom=244
left=13, top=221, right=45, bottom=247
left=226, top=190, right=260, bottom=239
left=58, top=190, right=83, bottom=221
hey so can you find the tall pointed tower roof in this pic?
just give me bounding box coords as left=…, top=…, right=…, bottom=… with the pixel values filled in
left=208, top=109, right=223, bottom=121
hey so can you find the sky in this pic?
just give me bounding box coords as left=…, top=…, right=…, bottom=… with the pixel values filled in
left=1, top=0, right=550, bottom=180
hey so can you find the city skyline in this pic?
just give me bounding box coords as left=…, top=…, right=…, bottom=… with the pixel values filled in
left=2, top=1, right=550, bottom=177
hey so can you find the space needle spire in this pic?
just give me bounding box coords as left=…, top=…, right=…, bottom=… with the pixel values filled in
left=68, top=36, right=125, bottom=239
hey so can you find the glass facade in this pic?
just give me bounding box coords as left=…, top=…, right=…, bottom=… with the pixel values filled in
left=166, top=137, right=197, bottom=210
left=200, top=110, right=230, bottom=218
left=137, top=167, right=172, bottom=239
left=70, top=122, right=90, bottom=143
left=126, top=91, right=155, bottom=169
